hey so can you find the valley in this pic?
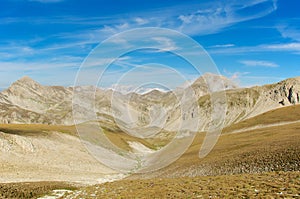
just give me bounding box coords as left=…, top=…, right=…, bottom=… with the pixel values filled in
left=0, top=76, right=299, bottom=198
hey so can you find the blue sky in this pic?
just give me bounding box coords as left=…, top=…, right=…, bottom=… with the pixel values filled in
left=0, top=0, right=300, bottom=90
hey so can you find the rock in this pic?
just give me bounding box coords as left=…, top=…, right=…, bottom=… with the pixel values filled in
left=288, top=86, right=297, bottom=105
left=279, top=99, right=285, bottom=106
left=282, top=85, right=288, bottom=97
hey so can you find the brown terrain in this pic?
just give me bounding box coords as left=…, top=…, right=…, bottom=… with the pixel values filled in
left=0, top=105, right=299, bottom=198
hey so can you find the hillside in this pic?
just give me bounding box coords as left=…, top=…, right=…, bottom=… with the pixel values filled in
left=127, top=105, right=300, bottom=179
left=0, top=123, right=116, bottom=184
left=0, top=96, right=299, bottom=198
left=0, top=104, right=299, bottom=182
left=0, top=104, right=298, bottom=198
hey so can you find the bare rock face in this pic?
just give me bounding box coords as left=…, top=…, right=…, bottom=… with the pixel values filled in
left=288, top=86, right=297, bottom=104
left=275, top=78, right=300, bottom=106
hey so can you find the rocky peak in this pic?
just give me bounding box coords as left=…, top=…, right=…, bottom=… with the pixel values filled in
left=16, top=76, right=41, bottom=87
left=6, top=76, right=42, bottom=93
left=188, top=73, right=238, bottom=99
left=193, top=73, right=238, bottom=91
left=272, top=77, right=300, bottom=106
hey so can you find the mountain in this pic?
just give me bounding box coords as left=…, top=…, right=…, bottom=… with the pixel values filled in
left=0, top=75, right=299, bottom=133
left=0, top=77, right=73, bottom=124
left=0, top=75, right=300, bottom=184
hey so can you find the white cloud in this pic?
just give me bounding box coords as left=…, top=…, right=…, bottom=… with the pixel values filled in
left=1, top=0, right=278, bottom=38
left=116, top=23, right=130, bottom=30
left=0, top=0, right=280, bottom=88
left=264, top=43, right=300, bottom=51
left=208, top=42, right=300, bottom=55
left=210, top=44, right=235, bottom=48
left=240, top=60, right=279, bottom=68
left=177, top=0, right=277, bottom=35
left=223, top=70, right=250, bottom=86
left=222, top=69, right=284, bottom=87
left=151, top=37, right=179, bottom=52
left=178, top=15, right=193, bottom=24
left=277, top=23, right=300, bottom=42
left=134, top=17, right=148, bottom=25
left=0, top=60, right=78, bottom=71
left=83, top=56, right=131, bottom=69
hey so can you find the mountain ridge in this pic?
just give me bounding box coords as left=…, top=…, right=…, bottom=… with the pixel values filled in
left=0, top=75, right=299, bottom=132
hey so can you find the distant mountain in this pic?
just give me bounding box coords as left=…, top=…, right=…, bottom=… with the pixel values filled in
left=0, top=74, right=299, bottom=133
left=0, top=76, right=73, bottom=124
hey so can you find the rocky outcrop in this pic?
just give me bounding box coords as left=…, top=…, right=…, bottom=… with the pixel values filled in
left=288, top=86, right=297, bottom=104
left=277, top=80, right=300, bottom=106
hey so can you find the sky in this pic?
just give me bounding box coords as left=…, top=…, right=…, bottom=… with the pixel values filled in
left=0, top=0, right=300, bottom=91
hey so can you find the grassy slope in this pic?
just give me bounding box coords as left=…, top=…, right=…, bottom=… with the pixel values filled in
left=0, top=123, right=167, bottom=152
left=0, top=181, right=77, bottom=199
left=135, top=121, right=300, bottom=178
left=64, top=106, right=300, bottom=198
left=67, top=171, right=300, bottom=199
left=223, top=104, right=300, bottom=133
left=0, top=123, right=77, bottom=136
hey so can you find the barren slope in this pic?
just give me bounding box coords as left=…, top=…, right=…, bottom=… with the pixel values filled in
left=0, top=124, right=116, bottom=184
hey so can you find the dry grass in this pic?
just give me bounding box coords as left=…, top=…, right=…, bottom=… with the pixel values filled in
left=103, top=129, right=158, bottom=151
left=135, top=121, right=300, bottom=179
left=104, top=129, right=173, bottom=151
left=64, top=117, right=300, bottom=198
left=0, top=123, right=76, bottom=137
left=0, top=181, right=76, bottom=199
left=223, top=104, right=300, bottom=133
left=65, top=171, right=300, bottom=198
left=0, top=122, right=170, bottom=152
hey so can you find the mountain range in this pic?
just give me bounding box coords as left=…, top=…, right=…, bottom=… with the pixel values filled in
left=0, top=74, right=299, bottom=131
left=0, top=74, right=299, bottom=184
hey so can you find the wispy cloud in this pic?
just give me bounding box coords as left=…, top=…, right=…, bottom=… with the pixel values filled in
left=3, top=0, right=277, bottom=35
left=0, top=58, right=80, bottom=88
left=208, top=42, right=300, bottom=55
left=240, top=60, right=279, bottom=68
left=0, top=59, right=79, bottom=72
left=134, top=17, right=149, bottom=25
left=264, top=43, right=300, bottom=51
left=277, top=21, right=300, bottom=42
left=177, top=0, right=277, bottom=35
left=0, top=0, right=278, bottom=55
left=0, top=0, right=281, bottom=89
left=223, top=69, right=250, bottom=86
left=209, top=44, right=235, bottom=48
left=223, top=69, right=284, bottom=87
left=151, top=37, right=179, bottom=52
